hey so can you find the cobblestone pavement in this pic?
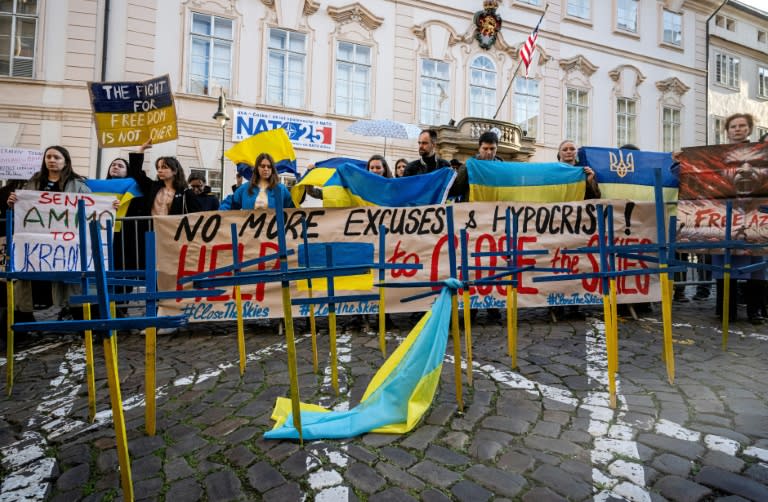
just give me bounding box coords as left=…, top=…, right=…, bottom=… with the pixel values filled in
left=1, top=293, right=767, bottom=501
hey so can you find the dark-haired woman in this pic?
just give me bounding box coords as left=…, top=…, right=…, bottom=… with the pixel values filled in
left=367, top=155, right=393, bottom=178
left=106, top=155, right=146, bottom=311
left=6, top=146, right=92, bottom=323
left=225, top=153, right=294, bottom=210
left=394, top=158, right=407, bottom=178
left=129, top=140, right=201, bottom=216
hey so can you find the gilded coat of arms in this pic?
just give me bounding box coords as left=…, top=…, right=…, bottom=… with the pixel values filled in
left=474, top=0, right=502, bottom=50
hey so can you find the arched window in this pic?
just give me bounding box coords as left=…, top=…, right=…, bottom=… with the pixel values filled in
left=469, top=55, right=497, bottom=118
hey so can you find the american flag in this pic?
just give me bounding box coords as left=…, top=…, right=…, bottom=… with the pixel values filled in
left=519, top=20, right=541, bottom=76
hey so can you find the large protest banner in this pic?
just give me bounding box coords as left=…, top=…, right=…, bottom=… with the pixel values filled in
left=677, top=143, right=768, bottom=253
left=88, top=74, right=178, bottom=148
left=153, top=200, right=662, bottom=321
left=0, top=147, right=43, bottom=180
left=12, top=191, right=117, bottom=272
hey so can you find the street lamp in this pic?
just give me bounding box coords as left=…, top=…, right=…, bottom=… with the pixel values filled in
left=212, top=89, right=230, bottom=200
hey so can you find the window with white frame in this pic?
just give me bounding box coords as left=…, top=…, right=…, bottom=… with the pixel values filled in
left=759, top=67, right=768, bottom=99
left=565, top=87, right=588, bottom=145
left=712, top=116, right=725, bottom=145
left=420, top=59, right=450, bottom=126
left=616, top=0, right=638, bottom=32
left=567, top=0, right=590, bottom=19
left=0, top=0, right=38, bottom=77
left=188, top=13, right=233, bottom=95
left=267, top=28, right=307, bottom=108
left=469, top=55, right=497, bottom=118
left=514, top=77, right=539, bottom=138
left=616, top=97, right=637, bottom=146
left=662, top=10, right=682, bottom=46
left=758, top=30, right=767, bottom=43
left=714, top=52, right=739, bottom=88
left=756, top=126, right=768, bottom=141
left=662, top=107, right=681, bottom=151
left=335, top=41, right=371, bottom=117
left=518, top=0, right=542, bottom=6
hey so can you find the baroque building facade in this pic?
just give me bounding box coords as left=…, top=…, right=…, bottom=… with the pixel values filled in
left=0, top=0, right=766, bottom=194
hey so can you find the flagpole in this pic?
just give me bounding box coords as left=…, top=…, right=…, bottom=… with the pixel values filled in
left=493, top=3, right=549, bottom=120
left=493, top=60, right=524, bottom=120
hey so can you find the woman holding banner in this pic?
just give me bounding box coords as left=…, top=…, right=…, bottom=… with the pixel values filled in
left=550, top=140, right=601, bottom=321
left=129, top=140, right=201, bottom=216
left=225, top=153, right=294, bottom=210
left=5, top=146, right=92, bottom=324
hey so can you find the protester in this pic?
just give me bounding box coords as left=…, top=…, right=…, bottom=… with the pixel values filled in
left=558, top=140, right=600, bottom=198
left=5, top=146, right=94, bottom=324
left=547, top=139, right=602, bottom=321
left=443, top=131, right=504, bottom=323
left=105, top=154, right=147, bottom=310
left=231, top=172, right=244, bottom=193
left=394, top=158, right=407, bottom=178
left=367, top=154, right=393, bottom=178
left=223, top=153, right=294, bottom=210
left=188, top=173, right=220, bottom=211
left=129, top=140, right=201, bottom=216
left=403, top=129, right=451, bottom=176
left=448, top=130, right=501, bottom=201
left=714, top=113, right=766, bottom=324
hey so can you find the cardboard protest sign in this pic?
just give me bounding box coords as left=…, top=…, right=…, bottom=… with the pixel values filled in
left=153, top=200, right=661, bottom=321
left=677, top=143, right=768, bottom=253
left=88, top=74, right=178, bottom=147
left=0, top=147, right=43, bottom=180
left=12, top=190, right=117, bottom=272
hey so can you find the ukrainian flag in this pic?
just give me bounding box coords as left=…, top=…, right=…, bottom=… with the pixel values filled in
left=577, top=146, right=678, bottom=202
left=264, top=286, right=453, bottom=440
left=292, top=162, right=456, bottom=208
left=467, top=157, right=586, bottom=202
left=225, top=128, right=298, bottom=175
left=85, top=178, right=143, bottom=231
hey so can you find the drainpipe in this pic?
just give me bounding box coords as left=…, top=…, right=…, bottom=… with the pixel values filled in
left=705, top=0, right=728, bottom=145
left=95, top=0, right=111, bottom=179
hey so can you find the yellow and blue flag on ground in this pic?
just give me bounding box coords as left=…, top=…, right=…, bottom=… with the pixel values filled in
left=577, top=146, right=678, bottom=202
left=225, top=128, right=297, bottom=175
left=264, top=286, right=453, bottom=440
left=85, top=178, right=142, bottom=231
left=292, top=162, right=456, bottom=208
left=466, top=157, right=586, bottom=202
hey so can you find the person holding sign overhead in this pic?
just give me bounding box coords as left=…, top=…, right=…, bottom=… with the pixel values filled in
left=223, top=153, right=294, bottom=210
left=5, top=146, right=93, bottom=324
left=128, top=140, right=201, bottom=216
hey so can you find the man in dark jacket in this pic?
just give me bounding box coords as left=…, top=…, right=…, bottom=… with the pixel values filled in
left=188, top=173, right=220, bottom=211
left=404, top=129, right=451, bottom=176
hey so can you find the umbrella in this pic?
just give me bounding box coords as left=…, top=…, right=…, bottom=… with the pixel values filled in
left=347, top=119, right=422, bottom=156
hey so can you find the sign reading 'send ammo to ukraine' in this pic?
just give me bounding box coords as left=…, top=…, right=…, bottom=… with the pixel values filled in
left=88, top=74, right=178, bottom=147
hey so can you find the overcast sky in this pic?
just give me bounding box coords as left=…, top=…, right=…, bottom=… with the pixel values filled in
left=736, top=0, right=768, bottom=13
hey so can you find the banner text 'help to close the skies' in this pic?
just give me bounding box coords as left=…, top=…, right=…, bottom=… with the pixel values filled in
left=153, top=200, right=661, bottom=322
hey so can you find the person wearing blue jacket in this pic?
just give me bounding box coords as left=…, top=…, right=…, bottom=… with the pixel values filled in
left=221, top=153, right=294, bottom=210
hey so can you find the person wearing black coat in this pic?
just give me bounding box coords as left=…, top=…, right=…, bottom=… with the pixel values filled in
left=128, top=140, right=201, bottom=217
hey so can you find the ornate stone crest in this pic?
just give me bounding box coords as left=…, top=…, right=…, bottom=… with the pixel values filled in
left=474, top=0, right=502, bottom=50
